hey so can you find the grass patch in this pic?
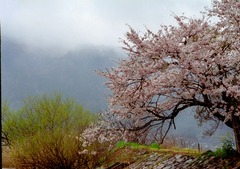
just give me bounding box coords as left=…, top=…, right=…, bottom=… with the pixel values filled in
left=115, top=141, right=162, bottom=150
left=114, top=141, right=199, bottom=155
left=149, top=142, right=161, bottom=149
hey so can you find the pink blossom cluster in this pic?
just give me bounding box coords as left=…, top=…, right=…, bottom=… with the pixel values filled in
left=98, top=0, right=240, bottom=139
left=80, top=121, right=122, bottom=147
left=80, top=119, right=136, bottom=154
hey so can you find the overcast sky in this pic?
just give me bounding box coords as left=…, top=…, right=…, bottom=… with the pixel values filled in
left=1, top=0, right=211, bottom=52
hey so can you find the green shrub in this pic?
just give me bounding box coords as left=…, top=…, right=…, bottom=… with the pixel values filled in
left=2, top=92, right=98, bottom=168
left=207, top=133, right=236, bottom=158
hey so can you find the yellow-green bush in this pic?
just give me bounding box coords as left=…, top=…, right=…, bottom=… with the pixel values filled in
left=2, top=92, right=98, bottom=168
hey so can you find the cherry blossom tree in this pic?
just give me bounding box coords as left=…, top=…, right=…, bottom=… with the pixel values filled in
left=100, top=0, right=240, bottom=153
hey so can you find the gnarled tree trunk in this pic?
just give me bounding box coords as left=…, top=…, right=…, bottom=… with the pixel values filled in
left=232, top=115, right=240, bottom=154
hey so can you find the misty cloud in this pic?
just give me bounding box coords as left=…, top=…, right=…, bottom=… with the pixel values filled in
left=1, top=0, right=211, bottom=52
left=2, top=37, right=121, bottom=112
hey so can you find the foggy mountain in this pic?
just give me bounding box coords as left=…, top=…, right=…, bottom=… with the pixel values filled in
left=2, top=36, right=122, bottom=112
left=2, top=36, right=233, bottom=150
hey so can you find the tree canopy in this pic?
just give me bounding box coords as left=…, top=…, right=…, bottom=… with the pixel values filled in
left=100, top=0, right=240, bottom=153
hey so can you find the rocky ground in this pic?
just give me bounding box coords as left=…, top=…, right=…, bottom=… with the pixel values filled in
left=101, top=147, right=240, bottom=169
